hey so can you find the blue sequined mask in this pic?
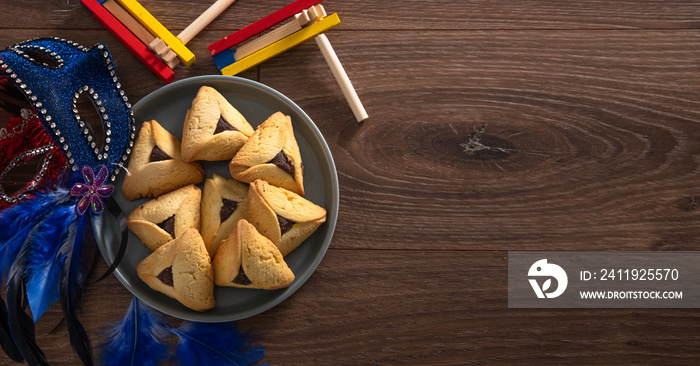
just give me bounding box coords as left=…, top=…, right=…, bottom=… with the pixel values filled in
left=0, top=37, right=134, bottom=183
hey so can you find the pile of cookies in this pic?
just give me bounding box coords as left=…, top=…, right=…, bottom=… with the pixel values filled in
left=121, top=86, right=327, bottom=312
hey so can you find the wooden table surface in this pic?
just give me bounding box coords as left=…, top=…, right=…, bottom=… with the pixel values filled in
left=2, top=0, right=700, bottom=365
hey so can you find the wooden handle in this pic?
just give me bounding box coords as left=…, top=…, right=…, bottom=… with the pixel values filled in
left=314, top=33, right=368, bottom=122
left=234, top=5, right=325, bottom=61
left=178, top=0, right=236, bottom=44
left=116, top=0, right=195, bottom=66
left=234, top=18, right=302, bottom=60
left=209, top=0, right=323, bottom=55
left=102, top=0, right=155, bottom=44
left=80, top=0, right=174, bottom=82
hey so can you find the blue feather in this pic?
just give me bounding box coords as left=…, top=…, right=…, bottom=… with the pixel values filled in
left=6, top=209, right=54, bottom=366
left=6, top=275, right=48, bottom=366
left=0, top=183, right=73, bottom=282
left=59, top=211, right=96, bottom=366
left=170, top=321, right=266, bottom=366
left=1, top=171, right=102, bottom=365
left=24, top=203, right=74, bottom=321
left=98, top=297, right=171, bottom=366
left=0, top=174, right=75, bottom=363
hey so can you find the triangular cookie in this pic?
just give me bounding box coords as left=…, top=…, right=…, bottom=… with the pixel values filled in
left=137, top=228, right=215, bottom=312
left=127, top=184, right=201, bottom=251
left=229, top=112, right=304, bottom=196
left=181, top=86, right=255, bottom=162
left=122, top=120, right=204, bottom=200
left=200, top=174, right=249, bottom=257
left=212, top=219, right=294, bottom=289
left=247, top=179, right=326, bottom=256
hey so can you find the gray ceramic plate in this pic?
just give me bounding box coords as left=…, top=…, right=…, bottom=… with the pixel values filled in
left=103, top=75, right=338, bottom=322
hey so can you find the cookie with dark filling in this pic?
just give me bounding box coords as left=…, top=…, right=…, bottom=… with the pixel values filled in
left=247, top=179, right=326, bottom=256
left=181, top=86, right=254, bottom=162
left=137, top=228, right=215, bottom=311
left=229, top=112, right=304, bottom=196
left=127, top=185, right=201, bottom=251
left=200, top=174, right=249, bottom=257
left=212, top=219, right=294, bottom=289
left=122, top=120, right=204, bottom=200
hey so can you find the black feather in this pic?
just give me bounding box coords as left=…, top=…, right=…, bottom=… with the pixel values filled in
left=6, top=221, right=50, bottom=366
left=93, top=197, right=128, bottom=282
left=0, top=184, right=73, bottom=363
left=0, top=299, right=23, bottom=362
left=59, top=212, right=95, bottom=366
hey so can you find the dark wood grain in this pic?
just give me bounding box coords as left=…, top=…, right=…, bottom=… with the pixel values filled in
left=259, top=30, right=700, bottom=251
left=0, top=0, right=699, bottom=365
left=9, top=251, right=700, bottom=365
left=253, top=250, right=700, bottom=365
left=4, top=0, right=700, bottom=30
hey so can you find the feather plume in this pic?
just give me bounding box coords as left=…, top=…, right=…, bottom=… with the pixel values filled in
left=6, top=277, right=48, bottom=366
left=24, top=203, right=74, bottom=321
left=92, top=197, right=129, bottom=282
left=6, top=212, right=52, bottom=366
left=0, top=297, right=23, bottom=362
left=0, top=175, right=74, bottom=363
left=98, top=297, right=171, bottom=366
left=58, top=211, right=96, bottom=366
left=97, top=298, right=267, bottom=365
left=0, top=182, right=72, bottom=281
left=170, top=321, right=266, bottom=366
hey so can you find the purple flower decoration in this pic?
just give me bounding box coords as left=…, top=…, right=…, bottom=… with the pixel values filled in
left=70, top=165, right=114, bottom=215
